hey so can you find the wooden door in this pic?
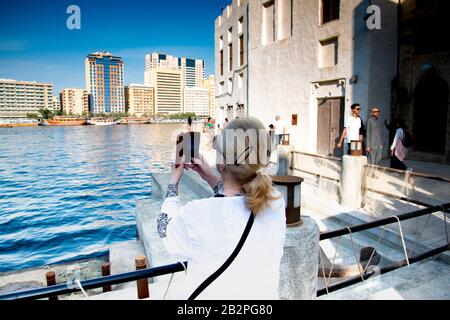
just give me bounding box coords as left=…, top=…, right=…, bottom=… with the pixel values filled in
left=317, top=98, right=343, bottom=156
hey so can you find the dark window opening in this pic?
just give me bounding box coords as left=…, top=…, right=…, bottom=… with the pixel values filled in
left=322, top=0, right=340, bottom=24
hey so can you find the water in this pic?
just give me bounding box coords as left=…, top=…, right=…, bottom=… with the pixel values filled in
left=0, top=124, right=182, bottom=273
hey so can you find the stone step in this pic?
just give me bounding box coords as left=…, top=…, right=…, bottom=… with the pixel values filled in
left=109, top=240, right=146, bottom=290
left=319, top=258, right=450, bottom=300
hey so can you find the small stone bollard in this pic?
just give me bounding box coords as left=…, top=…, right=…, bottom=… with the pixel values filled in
left=101, top=262, right=112, bottom=292
left=45, top=271, right=58, bottom=301
left=135, top=256, right=150, bottom=299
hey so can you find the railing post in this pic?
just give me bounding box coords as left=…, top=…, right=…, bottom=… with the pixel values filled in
left=135, top=256, right=150, bottom=299
left=101, top=262, right=112, bottom=292
left=45, top=271, right=58, bottom=301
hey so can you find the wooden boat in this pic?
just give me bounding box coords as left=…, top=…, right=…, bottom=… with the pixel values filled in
left=121, top=117, right=151, bottom=124
left=45, top=116, right=87, bottom=126
left=88, top=117, right=118, bottom=125
left=0, top=118, right=39, bottom=127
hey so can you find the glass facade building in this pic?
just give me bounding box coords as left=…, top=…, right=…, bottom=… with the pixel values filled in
left=85, top=51, right=125, bottom=114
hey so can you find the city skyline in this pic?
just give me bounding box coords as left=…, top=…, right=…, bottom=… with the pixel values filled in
left=0, top=0, right=230, bottom=94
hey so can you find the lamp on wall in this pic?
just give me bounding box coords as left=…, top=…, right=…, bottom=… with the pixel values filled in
left=271, top=175, right=304, bottom=227
left=349, top=75, right=358, bottom=84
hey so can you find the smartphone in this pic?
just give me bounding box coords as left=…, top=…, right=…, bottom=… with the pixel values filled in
left=175, top=131, right=201, bottom=167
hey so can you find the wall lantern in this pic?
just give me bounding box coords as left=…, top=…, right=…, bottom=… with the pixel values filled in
left=349, top=140, right=363, bottom=156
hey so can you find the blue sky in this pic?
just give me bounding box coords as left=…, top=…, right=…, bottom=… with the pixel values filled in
left=0, top=0, right=230, bottom=94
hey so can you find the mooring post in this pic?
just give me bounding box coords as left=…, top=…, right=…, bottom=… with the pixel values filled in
left=101, top=262, right=112, bottom=292
left=135, top=256, right=150, bottom=299
left=45, top=271, right=58, bottom=301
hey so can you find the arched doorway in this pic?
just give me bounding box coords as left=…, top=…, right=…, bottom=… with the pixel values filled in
left=413, top=74, right=449, bottom=153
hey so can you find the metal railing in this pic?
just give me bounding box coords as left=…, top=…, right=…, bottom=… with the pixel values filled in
left=317, top=202, right=450, bottom=296
left=0, top=203, right=448, bottom=300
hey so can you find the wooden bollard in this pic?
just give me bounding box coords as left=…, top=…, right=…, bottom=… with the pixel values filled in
left=135, top=256, right=149, bottom=299
left=45, top=271, right=58, bottom=301
left=102, top=262, right=112, bottom=292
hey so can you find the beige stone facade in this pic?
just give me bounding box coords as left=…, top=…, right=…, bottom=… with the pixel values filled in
left=60, top=88, right=89, bottom=116
left=0, top=79, right=53, bottom=118
left=215, top=0, right=399, bottom=157
left=125, top=84, right=154, bottom=117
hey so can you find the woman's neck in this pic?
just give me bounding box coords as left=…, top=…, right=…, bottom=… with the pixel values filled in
left=221, top=173, right=244, bottom=196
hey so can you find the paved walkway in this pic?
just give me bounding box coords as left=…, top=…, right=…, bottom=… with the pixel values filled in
left=379, top=158, right=450, bottom=179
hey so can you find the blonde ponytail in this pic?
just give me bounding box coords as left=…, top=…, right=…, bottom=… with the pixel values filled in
left=244, top=172, right=278, bottom=214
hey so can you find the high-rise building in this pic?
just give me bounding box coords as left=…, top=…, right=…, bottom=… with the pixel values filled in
left=202, top=75, right=216, bottom=118
left=51, top=96, right=61, bottom=112
left=144, top=52, right=204, bottom=88
left=0, top=79, right=53, bottom=118
left=60, top=88, right=90, bottom=116
left=184, top=87, right=209, bottom=117
left=125, top=84, right=155, bottom=117
left=150, top=68, right=183, bottom=115
left=85, top=51, right=125, bottom=114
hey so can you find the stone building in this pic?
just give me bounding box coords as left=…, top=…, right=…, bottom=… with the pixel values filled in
left=215, top=0, right=249, bottom=123
left=395, top=0, right=450, bottom=163
left=215, top=0, right=398, bottom=157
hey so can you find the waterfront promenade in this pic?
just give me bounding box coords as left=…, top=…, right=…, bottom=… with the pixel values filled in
left=0, top=126, right=448, bottom=299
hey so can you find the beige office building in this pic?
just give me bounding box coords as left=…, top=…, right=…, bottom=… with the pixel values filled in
left=125, top=84, right=155, bottom=117
left=51, top=96, right=61, bottom=112
left=144, top=52, right=205, bottom=88
left=149, top=68, right=183, bottom=115
left=184, top=87, right=210, bottom=117
left=202, top=75, right=216, bottom=118
left=60, top=88, right=90, bottom=115
left=0, top=79, right=53, bottom=118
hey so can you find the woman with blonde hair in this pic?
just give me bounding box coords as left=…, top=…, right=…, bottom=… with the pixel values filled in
left=157, top=118, right=286, bottom=300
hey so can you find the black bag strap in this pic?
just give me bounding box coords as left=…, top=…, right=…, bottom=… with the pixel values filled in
left=188, top=211, right=254, bottom=300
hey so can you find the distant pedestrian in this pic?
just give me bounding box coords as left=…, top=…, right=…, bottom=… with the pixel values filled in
left=366, top=107, right=383, bottom=165
left=187, top=116, right=193, bottom=131
left=222, top=118, right=229, bottom=130
left=390, top=118, right=409, bottom=171
left=337, top=104, right=362, bottom=154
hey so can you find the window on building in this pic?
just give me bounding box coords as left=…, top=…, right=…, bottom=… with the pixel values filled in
left=238, top=16, right=244, bottom=34
left=321, top=0, right=340, bottom=24
left=228, top=43, right=233, bottom=72
left=219, top=36, right=223, bottom=50
left=318, top=37, right=338, bottom=68
left=238, top=73, right=244, bottom=89
left=220, top=50, right=224, bottom=76
left=228, top=27, right=233, bottom=43
left=262, top=0, right=275, bottom=46
left=277, top=0, right=292, bottom=40
left=239, top=35, right=244, bottom=67
left=220, top=81, right=225, bottom=94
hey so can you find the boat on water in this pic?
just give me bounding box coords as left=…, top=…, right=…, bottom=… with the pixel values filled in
left=121, top=117, right=151, bottom=124
left=88, top=117, right=119, bottom=126
left=0, top=118, right=39, bottom=127
left=45, top=116, right=87, bottom=126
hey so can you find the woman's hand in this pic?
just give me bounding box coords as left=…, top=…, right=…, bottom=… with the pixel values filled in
left=170, top=155, right=185, bottom=185
left=185, top=154, right=220, bottom=188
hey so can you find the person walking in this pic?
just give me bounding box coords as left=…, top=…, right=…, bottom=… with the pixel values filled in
left=337, top=104, right=362, bottom=154
left=157, top=118, right=286, bottom=300
left=366, top=107, right=383, bottom=165
left=390, top=118, right=409, bottom=171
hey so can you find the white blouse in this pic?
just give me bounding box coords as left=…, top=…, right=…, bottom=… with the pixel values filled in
left=159, top=191, right=286, bottom=300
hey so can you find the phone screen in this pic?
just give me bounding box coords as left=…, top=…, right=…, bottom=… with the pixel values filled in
left=175, top=132, right=200, bottom=166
